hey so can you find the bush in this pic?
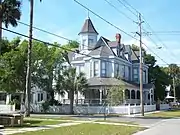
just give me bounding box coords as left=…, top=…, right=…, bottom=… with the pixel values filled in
left=42, top=101, right=50, bottom=113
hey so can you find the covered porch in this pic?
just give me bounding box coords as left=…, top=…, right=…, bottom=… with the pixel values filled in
left=82, top=77, right=154, bottom=106
left=0, top=92, right=23, bottom=110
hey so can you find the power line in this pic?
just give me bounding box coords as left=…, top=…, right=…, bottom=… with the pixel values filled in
left=116, top=0, right=138, bottom=17
left=115, top=0, right=176, bottom=64
left=74, top=0, right=170, bottom=66
left=104, top=0, right=136, bottom=23
left=142, top=17, right=178, bottom=60
left=17, top=21, right=71, bottom=42
left=117, top=0, right=178, bottom=61
left=103, top=0, right=175, bottom=63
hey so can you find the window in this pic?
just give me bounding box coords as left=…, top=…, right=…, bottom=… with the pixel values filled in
left=122, top=65, right=125, bottom=78
left=133, top=68, right=139, bottom=82
left=0, top=94, right=6, bottom=101
left=82, top=39, right=86, bottom=49
left=38, top=93, right=43, bottom=102
left=125, top=89, right=130, bottom=99
left=94, top=61, right=99, bottom=77
left=143, top=70, right=146, bottom=84
left=115, top=64, right=119, bottom=77
left=88, top=39, right=93, bottom=45
left=131, top=90, right=135, bottom=99
left=90, top=62, right=92, bottom=77
left=79, top=65, right=84, bottom=73
left=101, top=61, right=106, bottom=77
left=133, top=68, right=138, bottom=74
left=137, top=91, right=140, bottom=99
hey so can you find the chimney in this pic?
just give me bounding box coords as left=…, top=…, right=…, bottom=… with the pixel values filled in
left=115, top=33, right=121, bottom=44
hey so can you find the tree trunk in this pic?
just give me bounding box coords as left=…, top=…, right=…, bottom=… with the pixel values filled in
left=0, top=0, right=2, bottom=55
left=69, top=90, right=74, bottom=114
left=49, top=72, right=54, bottom=104
left=25, top=0, right=34, bottom=117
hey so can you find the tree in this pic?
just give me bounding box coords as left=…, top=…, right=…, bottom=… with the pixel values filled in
left=31, top=41, right=64, bottom=103
left=61, top=67, right=88, bottom=114
left=167, top=64, right=180, bottom=100
left=25, top=0, right=42, bottom=117
left=0, top=0, right=21, bottom=38
left=0, top=38, right=26, bottom=93
left=152, top=66, right=171, bottom=101
left=106, top=86, right=125, bottom=106
left=0, top=0, right=21, bottom=55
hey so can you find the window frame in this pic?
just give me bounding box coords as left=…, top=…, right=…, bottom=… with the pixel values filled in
left=94, top=61, right=99, bottom=77
left=101, top=61, right=106, bottom=77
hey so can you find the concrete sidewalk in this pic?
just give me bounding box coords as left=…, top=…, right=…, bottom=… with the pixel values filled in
left=133, top=118, right=180, bottom=135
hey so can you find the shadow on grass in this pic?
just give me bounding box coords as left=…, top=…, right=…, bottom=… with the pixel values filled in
left=6, top=120, right=44, bottom=129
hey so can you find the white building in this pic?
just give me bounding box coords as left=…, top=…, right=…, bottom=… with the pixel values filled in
left=54, top=17, right=154, bottom=105
left=0, top=17, right=154, bottom=106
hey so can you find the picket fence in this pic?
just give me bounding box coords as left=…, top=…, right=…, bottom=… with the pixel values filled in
left=21, top=103, right=170, bottom=115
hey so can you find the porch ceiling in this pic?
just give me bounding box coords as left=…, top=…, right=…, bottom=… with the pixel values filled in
left=87, top=77, right=153, bottom=89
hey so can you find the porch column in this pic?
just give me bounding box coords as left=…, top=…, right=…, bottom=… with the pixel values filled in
left=99, top=89, right=103, bottom=105
left=6, top=94, right=11, bottom=105
left=149, top=89, right=152, bottom=105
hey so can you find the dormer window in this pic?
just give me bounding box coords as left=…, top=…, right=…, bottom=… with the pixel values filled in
left=88, top=39, right=93, bottom=45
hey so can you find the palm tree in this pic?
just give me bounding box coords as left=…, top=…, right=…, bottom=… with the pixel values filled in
left=25, top=0, right=42, bottom=117
left=61, top=67, right=88, bottom=114
left=0, top=0, right=21, bottom=54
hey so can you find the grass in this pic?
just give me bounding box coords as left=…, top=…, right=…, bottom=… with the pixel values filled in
left=29, top=116, right=79, bottom=121
left=95, top=120, right=137, bottom=125
left=12, top=123, right=143, bottom=135
left=146, top=109, right=180, bottom=118
left=6, top=119, right=67, bottom=129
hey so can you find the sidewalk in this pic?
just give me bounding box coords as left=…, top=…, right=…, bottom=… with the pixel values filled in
left=133, top=118, right=180, bottom=135
left=0, top=122, right=82, bottom=135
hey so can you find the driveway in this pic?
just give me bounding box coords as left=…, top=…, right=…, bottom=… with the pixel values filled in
left=133, top=118, right=180, bottom=135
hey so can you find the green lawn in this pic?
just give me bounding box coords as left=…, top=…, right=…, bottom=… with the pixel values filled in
left=146, top=110, right=180, bottom=118
left=29, top=116, right=79, bottom=121
left=95, top=120, right=137, bottom=125
left=7, top=119, right=67, bottom=128
left=13, top=123, right=143, bottom=135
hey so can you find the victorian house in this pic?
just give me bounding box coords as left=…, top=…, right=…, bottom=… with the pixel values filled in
left=54, top=17, right=154, bottom=105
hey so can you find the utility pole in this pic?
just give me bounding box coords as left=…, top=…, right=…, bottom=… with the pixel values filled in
left=136, top=13, right=144, bottom=116
left=173, top=76, right=176, bottom=102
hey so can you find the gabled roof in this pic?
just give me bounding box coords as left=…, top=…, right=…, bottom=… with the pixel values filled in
left=88, top=45, right=115, bottom=57
left=131, top=50, right=139, bottom=63
left=78, top=18, right=98, bottom=35
left=88, top=37, right=115, bottom=57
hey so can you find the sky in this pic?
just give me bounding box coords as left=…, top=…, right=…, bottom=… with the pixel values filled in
left=3, top=0, right=180, bottom=66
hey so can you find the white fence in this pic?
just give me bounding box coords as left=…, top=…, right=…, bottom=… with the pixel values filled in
left=21, top=104, right=170, bottom=115
left=160, top=104, right=170, bottom=110
left=0, top=104, right=15, bottom=112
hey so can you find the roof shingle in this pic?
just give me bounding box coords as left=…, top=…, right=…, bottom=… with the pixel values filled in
left=79, top=18, right=98, bottom=35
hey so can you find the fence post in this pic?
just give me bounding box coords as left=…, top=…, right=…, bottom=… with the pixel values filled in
left=128, top=104, right=131, bottom=115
